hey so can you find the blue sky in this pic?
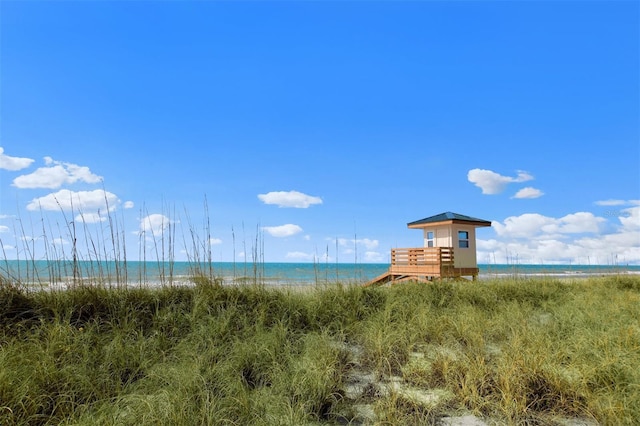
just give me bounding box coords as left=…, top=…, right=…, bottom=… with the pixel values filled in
left=1, top=0, right=638, bottom=265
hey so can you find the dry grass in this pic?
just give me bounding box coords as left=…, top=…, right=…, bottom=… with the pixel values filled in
left=0, top=275, right=639, bottom=424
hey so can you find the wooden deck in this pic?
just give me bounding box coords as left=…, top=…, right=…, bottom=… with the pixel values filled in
left=364, top=247, right=479, bottom=287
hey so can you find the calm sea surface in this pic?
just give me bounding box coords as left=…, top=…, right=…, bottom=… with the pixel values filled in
left=2, top=260, right=639, bottom=288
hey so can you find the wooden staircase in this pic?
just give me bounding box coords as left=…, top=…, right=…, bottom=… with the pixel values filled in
left=363, top=271, right=430, bottom=287
left=363, top=247, right=479, bottom=287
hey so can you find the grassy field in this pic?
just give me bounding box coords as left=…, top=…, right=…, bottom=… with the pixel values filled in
left=1, top=275, right=639, bottom=425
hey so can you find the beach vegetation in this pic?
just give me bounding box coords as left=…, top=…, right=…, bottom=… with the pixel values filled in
left=0, top=275, right=639, bottom=425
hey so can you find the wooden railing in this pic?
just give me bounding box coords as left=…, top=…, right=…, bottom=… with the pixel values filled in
left=391, top=247, right=454, bottom=267
left=365, top=247, right=479, bottom=285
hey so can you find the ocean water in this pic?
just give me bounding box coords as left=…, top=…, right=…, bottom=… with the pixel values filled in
left=2, top=260, right=639, bottom=288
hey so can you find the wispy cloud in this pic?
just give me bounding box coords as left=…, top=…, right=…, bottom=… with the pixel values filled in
left=0, top=147, right=34, bottom=171
left=258, top=190, right=322, bottom=208
left=75, top=212, right=107, bottom=224
left=363, top=251, right=384, bottom=262
left=512, top=187, right=544, bottom=199
left=595, top=199, right=640, bottom=206
left=337, top=237, right=379, bottom=250
left=13, top=157, right=102, bottom=189
left=467, top=169, right=534, bottom=195
left=285, top=251, right=330, bottom=262
left=285, top=251, right=315, bottom=261
left=52, top=237, right=69, bottom=246
left=263, top=224, right=303, bottom=237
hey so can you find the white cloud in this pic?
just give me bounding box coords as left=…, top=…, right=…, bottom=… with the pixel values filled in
left=467, top=169, right=534, bottom=195
left=479, top=233, right=640, bottom=265
left=258, top=190, right=322, bottom=208
left=493, top=212, right=604, bottom=239
left=512, top=187, right=544, bottom=199
left=285, top=251, right=315, bottom=261
left=209, top=238, right=223, bottom=245
left=26, top=189, right=119, bottom=213
left=13, top=158, right=102, bottom=189
left=139, top=214, right=175, bottom=236
left=15, top=165, right=69, bottom=189
left=595, top=199, right=627, bottom=206
left=551, top=212, right=605, bottom=234
left=363, top=251, right=384, bottom=262
left=595, top=199, right=640, bottom=207
left=75, top=212, right=107, bottom=224
left=476, top=238, right=502, bottom=252
left=0, top=225, right=9, bottom=233
left=285, top=251, right=330, bottom=262
left=52, top=238, right=69, bottom=246
left=478, top=209, right=639, bottom=264
left=337, top=237, right=380, bottom=250
left=263, top=224, right=303, bottom=237
left=123, top=201, right=134, bottom=209
left=619, top=207, right=640, bottom=231
left=0, top=147, right=34, bottom=171
left=334, top=237, right=382, bottom=262
left=492, top=214, right=554, bottom=239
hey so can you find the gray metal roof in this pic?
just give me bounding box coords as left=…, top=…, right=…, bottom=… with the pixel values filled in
left=408, top=211, right=492, bottom=227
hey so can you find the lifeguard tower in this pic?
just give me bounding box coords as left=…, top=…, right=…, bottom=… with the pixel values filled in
left=365, top=212, right=491, bottom=286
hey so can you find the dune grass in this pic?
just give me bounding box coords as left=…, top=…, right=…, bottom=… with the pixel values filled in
left=1, top=275, right=639, bottom=425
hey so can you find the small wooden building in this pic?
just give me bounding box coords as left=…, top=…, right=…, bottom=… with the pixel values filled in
left=365, top=212, right=491, bottom=286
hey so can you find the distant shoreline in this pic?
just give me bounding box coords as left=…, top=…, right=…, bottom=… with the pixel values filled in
left=2, top=260, right=639, bottom=289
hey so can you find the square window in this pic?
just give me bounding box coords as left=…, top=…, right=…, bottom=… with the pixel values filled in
left=426, top=231, right=435, bottom=248
left=458, top=230, right=469, bottom=249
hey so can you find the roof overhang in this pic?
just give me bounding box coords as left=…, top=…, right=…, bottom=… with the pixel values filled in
left=407, top=219, right=492, bottom=229
left=407, top=212, right=492, bottom=229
